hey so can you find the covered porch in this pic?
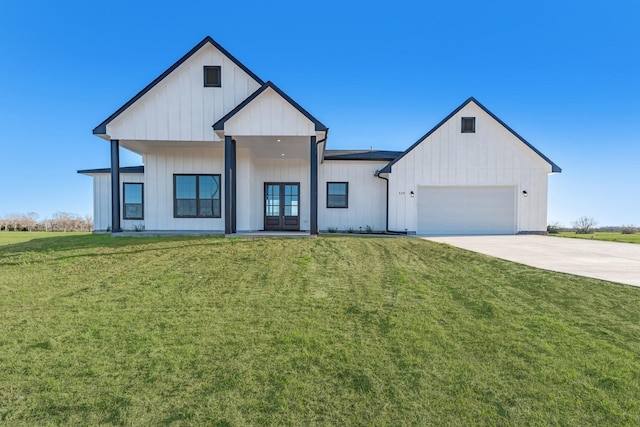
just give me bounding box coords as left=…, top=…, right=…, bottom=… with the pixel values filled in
left=213, top=81, right=328, bottom=235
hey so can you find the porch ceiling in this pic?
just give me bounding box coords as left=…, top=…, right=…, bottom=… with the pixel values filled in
left=235, top=136, right=310, bottom=160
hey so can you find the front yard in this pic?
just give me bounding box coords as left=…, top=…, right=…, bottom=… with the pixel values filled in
left=1, top=233, right=639, bottom=425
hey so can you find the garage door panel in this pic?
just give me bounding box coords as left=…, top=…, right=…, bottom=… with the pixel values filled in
left=417, top=186, right=516, bottom=235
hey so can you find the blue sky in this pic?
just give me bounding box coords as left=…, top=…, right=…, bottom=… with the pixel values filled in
left=1, top=0, right=638, bottom=226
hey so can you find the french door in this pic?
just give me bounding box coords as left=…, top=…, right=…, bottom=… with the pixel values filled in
left=264, top=183, right=300, bottom=231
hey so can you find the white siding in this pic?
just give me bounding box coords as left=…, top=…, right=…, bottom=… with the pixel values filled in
left=106, top=43, right=261, bottom=142
left=144, top=147, right=225, bottom=231
left=319, top=161, right=387, bottom=232
left=91, top=173, right=145, bottom=231
left=388, top=102, right=552, bottom=233
left=225, top=88, right=316, bottom=136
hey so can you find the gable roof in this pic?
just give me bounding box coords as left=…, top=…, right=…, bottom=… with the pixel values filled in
left=212, top=81, right=328, bottom=132
left=93, top=36, right=264, bottom=136
left=379, top=97, right=561, bottom=174
left=324, top=150, right=403, bottom=161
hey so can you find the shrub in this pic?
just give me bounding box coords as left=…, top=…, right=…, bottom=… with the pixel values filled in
left=621, top=225, right=637, bottom=234
left=327, top=227, right=338, bottom=233
left=571, top=216, right=597, bottom=234
left=547, top=221, right=562, bottom=234
left=347, top=227, right=354, bottom=234
left=365, top=225, right=374, bottom=234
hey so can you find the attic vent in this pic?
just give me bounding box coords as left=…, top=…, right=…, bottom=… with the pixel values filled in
left=461, top=117, right=475, bottom=133
left=204, top=66, right=221, bottom=87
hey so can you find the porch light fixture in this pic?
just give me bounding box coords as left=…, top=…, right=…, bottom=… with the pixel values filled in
left=410, top=191, right=415, bottom=198
left=281, top=153, right=285, bottom=156
left=277, top=139, right=281, bottom=142
left=522, top=190, right=528, bottom=197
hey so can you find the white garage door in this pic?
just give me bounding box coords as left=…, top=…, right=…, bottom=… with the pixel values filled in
left=417, top=186, right=516, bottom=235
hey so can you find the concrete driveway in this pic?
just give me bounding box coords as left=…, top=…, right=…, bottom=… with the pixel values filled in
left=423, top=235, right=640, bottom=287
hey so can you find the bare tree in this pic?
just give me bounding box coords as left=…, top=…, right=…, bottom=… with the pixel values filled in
left=23, top=212, right=38, bottom=232
left=572, top=216, right=598, bottom=234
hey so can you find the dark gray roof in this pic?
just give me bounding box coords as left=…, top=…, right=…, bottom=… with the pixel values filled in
left=323, top=150, right=403, bottom=161
left=212, top=81, right=327, bottom=132
left=93, top=36, right=264, bottom=135
left=77, top=166, right=144, bottom=175
left=379, top=97, right=561, bottom=174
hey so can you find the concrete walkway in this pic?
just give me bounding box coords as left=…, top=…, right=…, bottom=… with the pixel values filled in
left=423, top=235, right=640, bottom=287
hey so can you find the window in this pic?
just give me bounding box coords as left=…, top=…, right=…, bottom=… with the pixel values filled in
left=174, top=175, right=221, bottom=218
left=461, top=117, right=476, bottom=133
left=327, top=182, right=348, bottom=208
left=123, top=183, right=143, bottom=220
left=203, top=66, right=221, bottom=87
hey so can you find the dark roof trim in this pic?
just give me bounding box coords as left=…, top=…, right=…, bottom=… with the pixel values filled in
left=93, top=36, right=264, bottom=135
left=324, top=150, right=403, bottom=161
left=77, top=166, right=145, bottom=175
left=379, top=97, right=561, bottom=174
left=213, top=81, right=328, bottom=132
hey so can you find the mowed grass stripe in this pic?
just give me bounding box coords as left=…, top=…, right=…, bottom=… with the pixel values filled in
left=1, top=234, right=639, bottom=425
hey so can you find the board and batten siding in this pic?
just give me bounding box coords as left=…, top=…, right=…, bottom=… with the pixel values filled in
left=144, top=147, right=225, bottom=231
left=225, top=88, right=316, bottom=136
left=387, top=102, right=552, bottom=233
left=92, top=173, right=145, bottom=231
left=319, top=160, right=387, bottom=232
left=106, top=43, right=261, bottom=142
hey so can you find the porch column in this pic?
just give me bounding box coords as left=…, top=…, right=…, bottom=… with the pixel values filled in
left=310, top=135, right=318, bottom=235
left=224, top=136, right=236, bottom=234
left=110, top=139, right=121, bottom=233
left=231, top=138, right=237, bottom=233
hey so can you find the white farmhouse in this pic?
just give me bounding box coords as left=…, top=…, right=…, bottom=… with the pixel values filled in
left=80, top=36, right=560, bottom=235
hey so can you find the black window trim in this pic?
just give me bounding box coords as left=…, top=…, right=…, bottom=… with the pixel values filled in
left=326, top=181, right=349, bottom=209
left=461, top=116, right=476, bottom=133
left=203, top=65, right=221, bottom=87
left=173, top=174, right=222, bottom=218
left=123, top=182, right=144, bottom=220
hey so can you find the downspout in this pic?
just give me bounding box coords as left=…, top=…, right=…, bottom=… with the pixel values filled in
left=375, top=170, right=389, bottom=233
left=316, top=128, right=329, bottom=162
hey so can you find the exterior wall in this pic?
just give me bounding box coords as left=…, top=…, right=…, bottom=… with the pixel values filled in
left=106, top=43, right=261, bottom=142
left=92, top=173, right=145, bottom=231
left=225, top=88, right=316, bottom=136
left=319, top=160, right=387, bottom=232
left=144, top=147, right=225, bottom=231
left=387, top=102, right=552, bottom=233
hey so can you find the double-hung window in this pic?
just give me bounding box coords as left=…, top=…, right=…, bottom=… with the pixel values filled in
left=327, top=182, right=348, bottom=208
left=123, top=183, right=143, bottom=220
left=174, top=174, right=221, bottom=218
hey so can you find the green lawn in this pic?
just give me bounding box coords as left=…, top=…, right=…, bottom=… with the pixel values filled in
left=1, top=234, right=639, bottom=425
left=555, top=231, right=640, bottom=244
left=0, top=231, right=90, bottom=246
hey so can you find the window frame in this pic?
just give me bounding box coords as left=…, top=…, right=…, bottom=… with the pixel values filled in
left=173, top=174, right=221, bottom=218
left=203, top=65, right=221, bottom=87
left=461, top=117, right=476, bottom=133
left=326, top=182, right=349, bottom=209
left=123, top=182, right=144, bottom=220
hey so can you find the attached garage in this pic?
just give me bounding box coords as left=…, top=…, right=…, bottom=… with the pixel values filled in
left=417, top=186, right=516, bottom=235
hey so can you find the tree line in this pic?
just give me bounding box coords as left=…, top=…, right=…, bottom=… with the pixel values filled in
left=0, top=212, right=93, bottom=232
